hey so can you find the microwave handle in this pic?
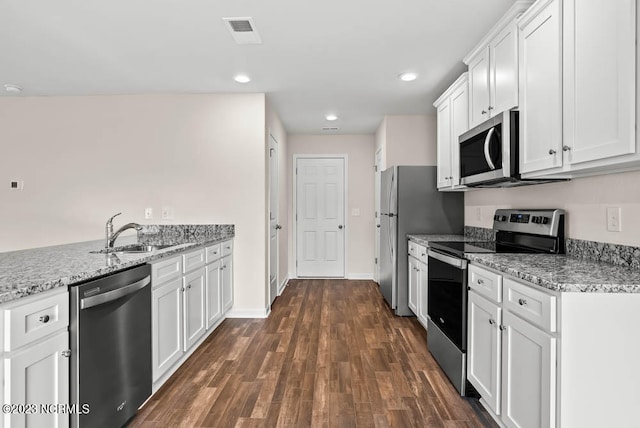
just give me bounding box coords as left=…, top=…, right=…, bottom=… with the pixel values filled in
left=484, top=127, right=497, bottom=170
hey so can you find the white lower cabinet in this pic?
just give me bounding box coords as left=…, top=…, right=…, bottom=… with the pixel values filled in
left=467, top=291, right=502, bottom=416
left=151, top=239, right=233, bottom=391
left=183, top=268, right=206, bottom=350
left=0, top=288, right=70, bottom=428
left=152, top=277, right=183, bottom=382
left=407, top=241, right=429, bottom=329
left=221, top=254, right=233, bottom=313
left=501, top=311, right=555, bottom=428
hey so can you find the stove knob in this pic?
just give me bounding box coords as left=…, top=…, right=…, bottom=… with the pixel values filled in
left=542, top=216, right=550, bottom=224
left=500, top=215, right=507, bottom=222
left=493, top=215, right=498, bottom=221
left=532, top=216, right=539, bottom=224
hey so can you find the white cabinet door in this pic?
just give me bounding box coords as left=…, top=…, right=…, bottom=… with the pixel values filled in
left=449, top=80, right=468, bottom=187
left=205, top=259, right=223, bottom=330
left=518, top=0, right=563, bottom=174
left=468, top=48, right=491, bottom=128
left=4, top=331, right=69, bottom=428
left=407, top=257, right=419, bottom=315
left=152, top=277, right=183, bottom=382
left=490, top=22, right=519, bottom=114
left=501, top=311, right=556, bottom=428
left=417, top=261, right=429, bottom=328
left=563, top=0, right=636, bottom=165
left=436, top=101, right=452, bottom=189
left=183, top=267, right=206, bottom=350
left=221, top=255, right=233, bottom=313
left=467, top=291, right=502, bottom=416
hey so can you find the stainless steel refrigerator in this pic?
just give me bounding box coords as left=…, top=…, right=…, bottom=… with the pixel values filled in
left=379, top=166, right=463, bottom=316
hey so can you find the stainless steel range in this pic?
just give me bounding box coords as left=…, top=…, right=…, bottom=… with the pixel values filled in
left=426, top=209, right=565, bottom=395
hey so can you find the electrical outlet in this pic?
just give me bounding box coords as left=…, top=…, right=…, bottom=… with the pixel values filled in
left=607, top=207, right=622, bottom=232
left=144, top=207, right=153, bottom=220
left=161, top=206, right=174, bottom=220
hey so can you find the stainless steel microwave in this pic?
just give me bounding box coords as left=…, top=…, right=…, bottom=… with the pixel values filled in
left=459, top=110, right=520, bottom=187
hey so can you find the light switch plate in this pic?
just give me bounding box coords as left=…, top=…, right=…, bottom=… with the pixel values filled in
left=606, top=207, right=621, bottom=232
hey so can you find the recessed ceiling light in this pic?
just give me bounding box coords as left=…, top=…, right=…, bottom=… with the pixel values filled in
left=4, top=84, right=22, bottom=94
left=234, top=74, right=251, bottom=83
left=325, top=114, right=338, bottom=121
left=398, top=72, right=418, bottom=82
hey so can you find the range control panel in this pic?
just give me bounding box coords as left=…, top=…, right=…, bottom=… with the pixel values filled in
left=493, top=209, right=565, bottom=237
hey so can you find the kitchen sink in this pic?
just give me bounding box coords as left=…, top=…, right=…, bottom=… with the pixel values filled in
left=90, top=244, right=176, bottom=254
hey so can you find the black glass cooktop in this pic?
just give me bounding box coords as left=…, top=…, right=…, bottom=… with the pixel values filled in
left=428, top=241, right=496, bottom=258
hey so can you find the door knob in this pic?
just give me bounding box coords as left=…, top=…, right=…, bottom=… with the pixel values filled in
left=338, top=225, right=343, bottom=229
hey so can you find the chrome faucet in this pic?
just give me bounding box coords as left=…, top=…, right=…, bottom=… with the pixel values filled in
left=105, top=213, right=143, bottom=248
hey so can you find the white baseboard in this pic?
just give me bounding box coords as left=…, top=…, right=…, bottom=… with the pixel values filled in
left=278, top=275, right=289, bottom=295
left=225, top=307, right=270, bottom=318
left=347, top=273, right=374, bottom=280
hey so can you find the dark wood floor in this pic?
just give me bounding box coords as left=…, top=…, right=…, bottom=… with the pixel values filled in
left=129, top=279, right=496, bottom=427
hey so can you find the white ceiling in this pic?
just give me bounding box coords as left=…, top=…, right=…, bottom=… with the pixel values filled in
left=0, top=0, right=514, bottom=134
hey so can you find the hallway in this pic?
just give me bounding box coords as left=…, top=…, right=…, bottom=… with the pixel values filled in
left=129, top=279, right=494, bottom=427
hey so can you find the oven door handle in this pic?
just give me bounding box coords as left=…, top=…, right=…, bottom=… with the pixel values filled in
left=81, top=275, right=151, bottom=309
left=428, top=249, right=467, bottom=269
left=484, top=127, right=496, bottom=170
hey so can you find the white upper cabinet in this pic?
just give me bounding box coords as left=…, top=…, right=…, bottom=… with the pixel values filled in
left=562, top=0, right=636, bottom=164
left=434, top=73, right=468, bottom=191
left=464, top=1, right=533, bottom=128
left=519, top=0, right=638, bottom=178
left=518, top=0, right=563, bottom=174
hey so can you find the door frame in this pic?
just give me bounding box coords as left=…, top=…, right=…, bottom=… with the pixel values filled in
left=374, top=148, right=382, bottom=283
left=292, top=154, right=348, bottom=279
left=268, top=131, right=279, bottom=306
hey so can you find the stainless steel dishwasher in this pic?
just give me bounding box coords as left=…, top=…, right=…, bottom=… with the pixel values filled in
left=70, top=264, right=152, bottom=428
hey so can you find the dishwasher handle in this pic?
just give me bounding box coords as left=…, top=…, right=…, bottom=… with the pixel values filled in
left=81, top=275, right=151, bottom=310
left=428, top=249, right=468, bottom=269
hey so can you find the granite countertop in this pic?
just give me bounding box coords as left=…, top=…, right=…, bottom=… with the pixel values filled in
left=466, top=253, right=640, bottom=293
left=0, top=226, right=234, bottom=304
left=407, top=234, right=467, bottom=247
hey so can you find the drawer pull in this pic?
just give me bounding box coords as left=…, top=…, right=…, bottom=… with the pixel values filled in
left=421, top=253, right=426, bottom=257
left=187, top=284, right=192, bottom=290
left=477, top=279, right=485, bottom=285
left=39, top=315, right=50, bottom=323
left=518, top=298, right=527, bottom=306
left=499, top=325, right=506, bottom=331
left=61, top=350, right=71, bottom=358
left=489, top=318, right=496, bottom=325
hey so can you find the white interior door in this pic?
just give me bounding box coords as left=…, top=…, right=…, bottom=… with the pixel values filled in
left=269, top=134, right=279, bottom=305
left=374, top=149, right=382, bottom=283
left=296, top=157, right=345, bottom=277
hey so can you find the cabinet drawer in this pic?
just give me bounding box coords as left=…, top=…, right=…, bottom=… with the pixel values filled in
left=503, top=278, right=556, bottom=332
left=3, top=288, right=69, bottom=352
left=408, top=241, right=418, bottom=258
left=183, top=249, right=206, bottom=273
left=151, top=256, right=182, bottom=285
left=221, top=240, right=233, bottom=257
left=205, top=243, right=222, bottom=263
left=469, top=264, right=503, bottom=303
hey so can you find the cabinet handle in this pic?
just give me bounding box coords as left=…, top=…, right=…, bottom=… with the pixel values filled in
left=499, top=325, right=506, bottom=331
left=222, top=265, right=227, bottom=269
left=563, top=145, right=571, bottom=151
left=187, top=284, right=192, bottom=290
left=487, top=106, right=494, bottom=111
left=39, top=315, right=50, bottom=323
left=421, top=253, right=426, bottom=257
left=548, top=149, right=557, bottom=155
left=481, top=110, right=487, bottom=115
left=518, top=298, right=527, bottom=306
left=226, top=246, right=231, bottom=250
left=489, top=318, right=496, bottom=325
left=61, top=350, right=71, bottom=358
left=477, top=279, right=484, bottom=285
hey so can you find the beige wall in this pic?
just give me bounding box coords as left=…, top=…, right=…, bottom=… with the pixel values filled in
left=0, top=93, right=269, bottom=315
left=375, top=115, right=437, bottom=169
left=465, top=170, right=640, bottom=246
left=288, top=134, right=375, bottom=278
left=265, top=100, right=289, bottom=295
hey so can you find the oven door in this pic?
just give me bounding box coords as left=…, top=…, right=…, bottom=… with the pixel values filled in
left=427, top=250, right=468, bottom=351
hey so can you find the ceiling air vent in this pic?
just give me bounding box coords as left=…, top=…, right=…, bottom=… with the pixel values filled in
left=222, top=17, right=262, bottom=45
left=322, top=127, right=339, bottom=132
